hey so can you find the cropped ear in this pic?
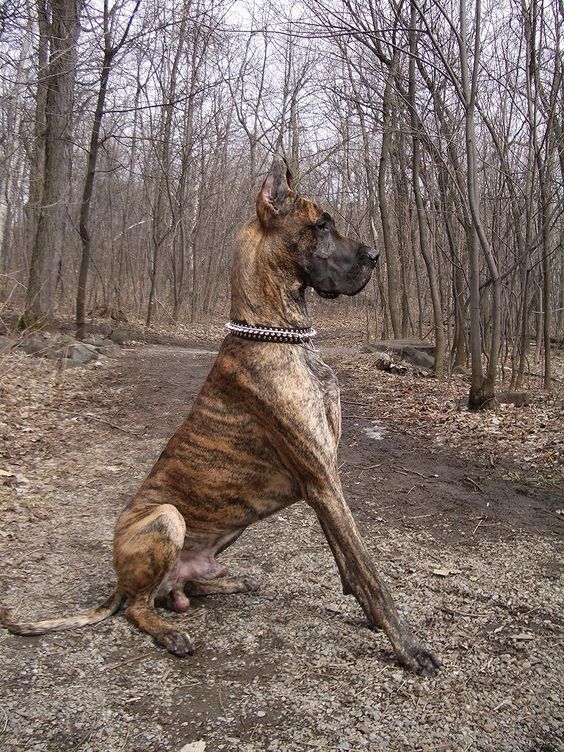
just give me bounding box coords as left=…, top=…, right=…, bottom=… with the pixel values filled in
left=256, top=156, right=294, bottom=228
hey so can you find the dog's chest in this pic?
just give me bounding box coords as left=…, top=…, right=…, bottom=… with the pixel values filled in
left=306, top=350, right=339, bottom=394
left=305, top=350, right=341, bottom=440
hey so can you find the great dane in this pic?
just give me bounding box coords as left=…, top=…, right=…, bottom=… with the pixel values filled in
left=2, top=157, right=439, bottom=676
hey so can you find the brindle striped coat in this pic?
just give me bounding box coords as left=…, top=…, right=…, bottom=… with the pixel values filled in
left=1, top=157, right=438, bottom=676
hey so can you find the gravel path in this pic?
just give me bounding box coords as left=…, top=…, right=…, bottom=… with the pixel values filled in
left=0, top=343, right=562, bottom=752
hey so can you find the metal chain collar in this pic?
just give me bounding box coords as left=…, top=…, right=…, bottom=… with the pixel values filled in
left=226, top=320, right=317, bottom=344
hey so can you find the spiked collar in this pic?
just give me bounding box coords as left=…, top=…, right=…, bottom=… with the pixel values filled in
left=226, top=320, right=317, bottom=344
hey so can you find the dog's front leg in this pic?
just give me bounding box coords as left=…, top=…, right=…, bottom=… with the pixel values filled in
left=317, top=515, right=352, bottom=595
left=308, top=481, right=439, bottom=676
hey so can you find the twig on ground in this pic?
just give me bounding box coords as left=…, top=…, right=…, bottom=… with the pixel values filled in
left=393, top=465, right=438, bottom=479
left=441, top=604, right=487, bottom=618
left=118, top=728, right=130, bottom=752
left=341, top=399, right=372, bottom=407
left=74, top=724, right=98, bottom=749
left=464, top=476, right=484, bottom=492
left=342, top=414, right=378, bottom=420
left=494, top=699, right=512, bottom=712
left=349, top=463, right=383, bottom=470
left=472, top=517, right=486, bottom=534
left=218, top=687, right=227, bottom=713
left=392, top=466, right=409, bottom=475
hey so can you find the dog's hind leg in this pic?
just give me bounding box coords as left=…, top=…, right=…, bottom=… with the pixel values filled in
left=185, top=575, right=259, bottom=596
left=114, top=503, right=194, bottom=656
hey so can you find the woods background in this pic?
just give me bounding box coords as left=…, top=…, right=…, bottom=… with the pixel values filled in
left=0, top=0, right=562, bottom=405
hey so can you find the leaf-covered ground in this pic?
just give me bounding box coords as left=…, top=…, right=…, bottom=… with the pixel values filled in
left=0, top=331, right=562, bottom=752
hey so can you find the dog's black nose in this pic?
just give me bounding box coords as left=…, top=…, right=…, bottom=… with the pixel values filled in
left=363, top=247, right=380, bottom=265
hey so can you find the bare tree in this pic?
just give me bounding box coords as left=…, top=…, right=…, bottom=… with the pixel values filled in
left=20, top=0, right=82, bottom=328
left=75, top=0, right=140, bottom=339
left=408, top=0, right=445, bottom=373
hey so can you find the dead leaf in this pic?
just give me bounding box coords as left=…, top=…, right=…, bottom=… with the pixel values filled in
left=0, top=469, right=14, bottom=477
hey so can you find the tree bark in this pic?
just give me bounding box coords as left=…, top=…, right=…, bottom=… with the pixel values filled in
left=20, top=0, right=81, bottom=328
left=378, top=66, right=402, bottom=338
left=409, top=3, right=445, bottom=374
left=76, top=45, right=114, bottom=340
left=459, top=0, right=500, bottom=407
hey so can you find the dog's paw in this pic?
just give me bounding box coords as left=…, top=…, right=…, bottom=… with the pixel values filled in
left=401, top=644, right=440, bottom=677
left=158, top=629, right=194, bottom=657
left=241, top=576, right=260, bottom=592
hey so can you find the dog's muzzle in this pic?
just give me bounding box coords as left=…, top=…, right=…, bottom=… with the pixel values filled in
left=363, top=247, right=380, bottom=265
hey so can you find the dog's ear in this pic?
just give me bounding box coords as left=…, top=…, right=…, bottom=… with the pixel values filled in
left=256, top=156, right=294, bottom=228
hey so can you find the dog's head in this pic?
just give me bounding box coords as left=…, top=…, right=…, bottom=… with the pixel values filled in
left=255, top=156, right=379, bottom=299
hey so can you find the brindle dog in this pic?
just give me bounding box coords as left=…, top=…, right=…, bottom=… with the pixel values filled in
left=1, top=157, right=439, bottom=676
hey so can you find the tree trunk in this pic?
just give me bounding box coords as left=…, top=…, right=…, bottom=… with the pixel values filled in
left=460, top=0, right=499, bottom=408
left=558, top=236, right=564, bottom=342
left=146, top=14, right=186, bottom=328
left=76, top=0, right=139, bottom=339
left=76, top=46, right=114, bottom=339
left=20, top=0, right=81, bottom=328
left=409, top=3, right=445, bottom=374
left=378, top=67, right=401, bottom=338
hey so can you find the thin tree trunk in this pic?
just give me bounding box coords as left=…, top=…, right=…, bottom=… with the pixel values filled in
left=409, top=3, right=445, bottom=374
left=378, top=67, right=401, bottom=338
left=21, top=0, right=49, bottom=301
left=459, top=0, right=499, bottom=407
left=558, top=236, right=564, bottom=341
left=76, top=44, right=114, bottom=339
left=76, top=0, right=139, bottom=339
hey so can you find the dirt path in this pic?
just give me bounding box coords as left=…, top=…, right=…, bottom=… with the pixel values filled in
left=0, top=343, right=562, bottom=752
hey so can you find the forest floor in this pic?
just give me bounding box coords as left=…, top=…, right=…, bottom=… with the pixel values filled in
left=0, top=322, right=562, bottom=752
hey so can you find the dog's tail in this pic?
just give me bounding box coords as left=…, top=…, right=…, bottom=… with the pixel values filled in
left=0, top=588, right=125, bottom=635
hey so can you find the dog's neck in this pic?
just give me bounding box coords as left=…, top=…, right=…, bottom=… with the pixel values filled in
left=230, top=221, right=311, bottom=329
